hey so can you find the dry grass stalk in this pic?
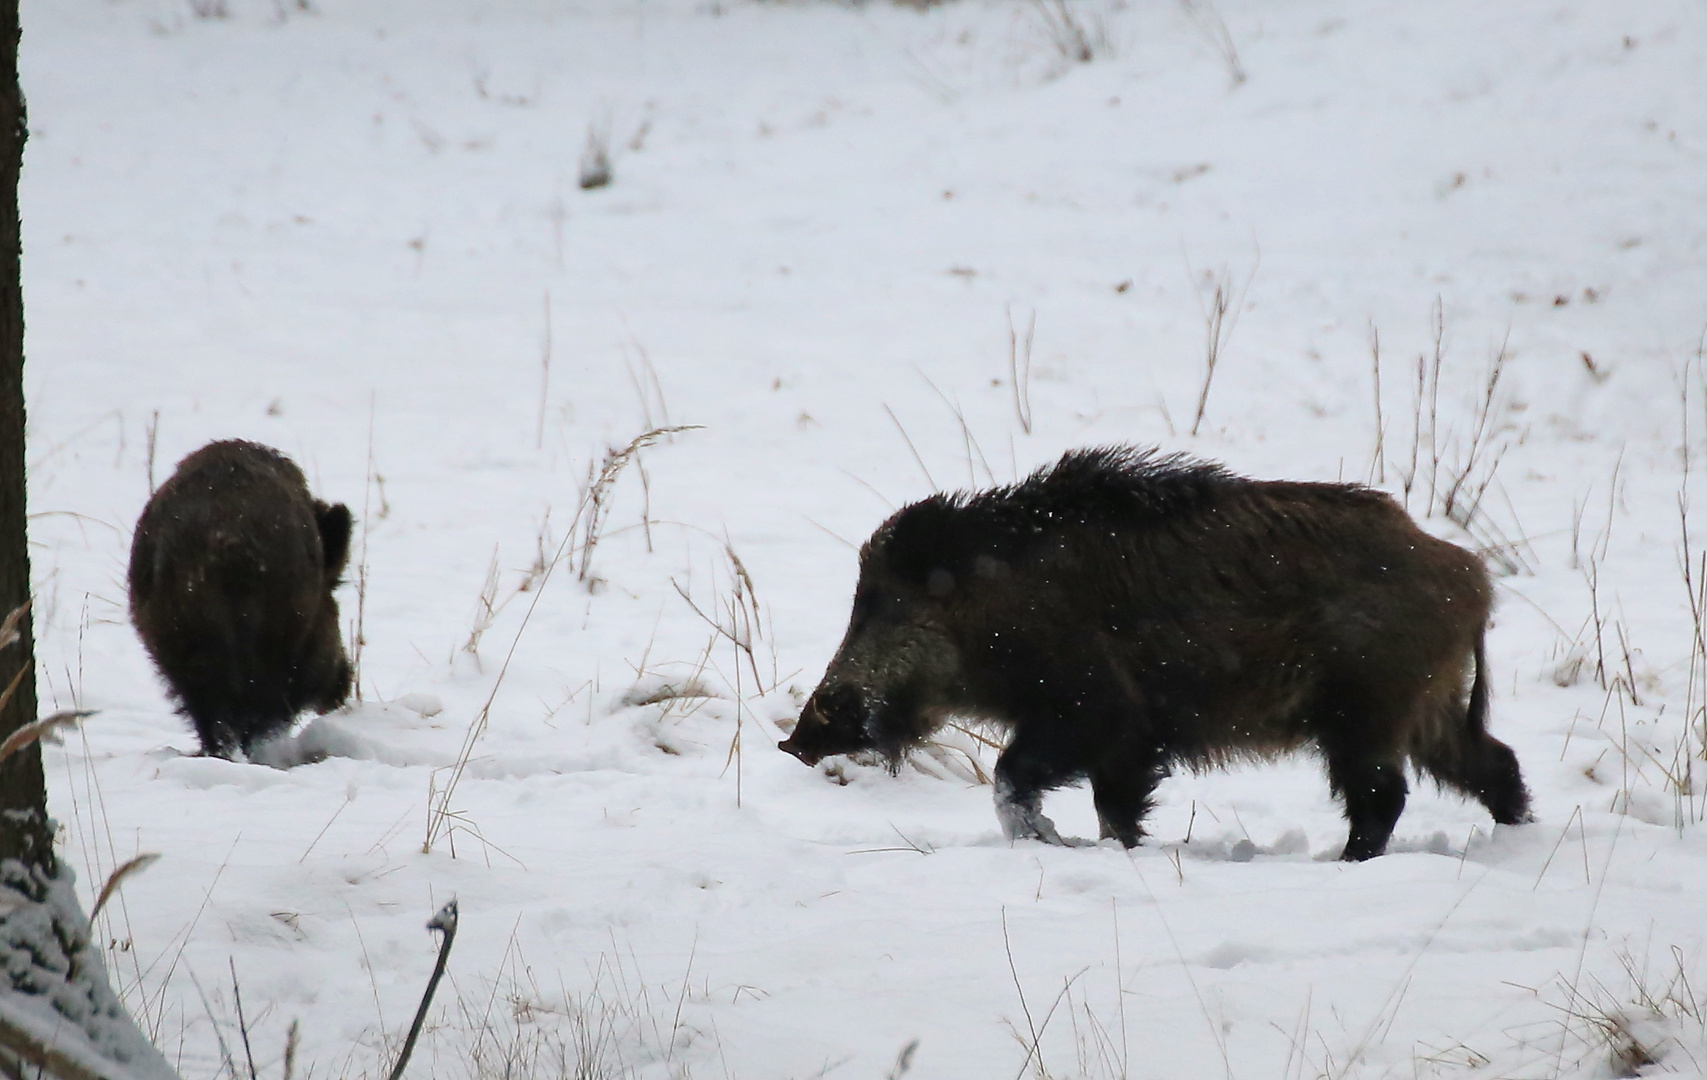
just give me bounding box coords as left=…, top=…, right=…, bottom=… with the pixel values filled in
left=1679, top=342, right=1707, bottom=823
left=1002, top=907, right=1092, bottom=1080
left=281, top=1020, right=299, bottom=1080
left=1438, top=338, right=1511, bottom=529
left=0, top=597, right=26, bottom=648
left=1368, top=321, right=1386, bottom=484
left=0, top=597, right=28, bottom=648
left=449, top=935, right=700, bottom=1080
left=1007, top=306, right=1036, bottom=436
left=624, top=338, right=671, bottom=432
left=1188, top=259, right=1254, bottom=437
left=671, top=543, right=777, bottom=806
left=576, top=426, right=698, bottom=584
left=229, top=959, right=259, bottom=1080
left=0, top=708, right=93, bottom=763
left=1385, top=300, right=1532, bottom=575
left=1399, top=298, right=1447, bottom=510
left=884, top=403, right=939, bottom=492
left=886, top=1039, right=921, bottom=1079
left=144, top=409, right=159, bottom=493
left=1031, top=0, right=1105, bottom=64
left=1180, top=0, right=1245, bottom=86
left=916, top=365, right=996, bottom=486
left=353, top=394, right=377, bottom=701
left=1547, top=946, right=1706, bottom=1080
left=459, top=546, right=503, bottom=667
left=426, top=426, right=696, bottom=853
left=89, top=852, right=161, bottom=922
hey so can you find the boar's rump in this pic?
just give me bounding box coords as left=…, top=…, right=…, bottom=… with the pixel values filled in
left=129, top=440, right=353, bottom=759
left=779, top=445, right=1531, bottom=861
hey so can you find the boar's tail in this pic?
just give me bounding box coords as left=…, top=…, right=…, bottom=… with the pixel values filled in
left=1466, top=634, right=1491, bottom=735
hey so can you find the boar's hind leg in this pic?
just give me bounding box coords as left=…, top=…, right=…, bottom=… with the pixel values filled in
left=993, top=729, right=1085, bottom=846
left=1416, top=733, right=1532, bottom=826
left=174, top=682, right=250, bottom=759
left=1090, top=752, right=1166, bottom=849
left=1324, top=745, right=1408, bottom=862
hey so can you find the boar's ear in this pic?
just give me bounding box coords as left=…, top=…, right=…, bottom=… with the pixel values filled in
left=884, top=497, right=969, bottom=587
left=128, top=523, right=157, bottom=604
left=885, top=495, right=1025, bottom=589
left=316, top=502, right=354, bottom=581
left=926, top=568, right=954, bottom=597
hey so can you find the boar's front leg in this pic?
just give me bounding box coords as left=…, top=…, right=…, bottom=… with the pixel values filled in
left=993, top=727, right=1087, bottom=846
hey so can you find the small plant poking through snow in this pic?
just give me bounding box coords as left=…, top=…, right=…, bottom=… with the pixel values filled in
left=1030, top=0, right=1109, bottom=65
left=1184, top=254, right=1258, bottom=438
left=1180, top=0, right=1246, bottom=87
left=1551, top=946, right=1707, bottom=1078
left=425, top=427, right=697, bottom=855
left=444, top=938, right=706, bottom=1080
left=579, top=119, right=613, bottom=190
left=1370, top=299, right=1533, bottom=576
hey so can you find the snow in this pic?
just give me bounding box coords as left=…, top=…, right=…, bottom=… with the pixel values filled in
left=14, top=0, right=1707, bottom=1075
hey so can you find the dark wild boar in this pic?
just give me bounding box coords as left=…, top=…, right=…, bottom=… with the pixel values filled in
left=779, top=446, right=1531, bottom=861
left=129, top=440, right=354, bottom=759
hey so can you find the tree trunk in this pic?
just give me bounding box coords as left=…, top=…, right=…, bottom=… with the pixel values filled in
left=0, top=0, right=47, bottom=878
left=0, top=7, right=177, bottom=1078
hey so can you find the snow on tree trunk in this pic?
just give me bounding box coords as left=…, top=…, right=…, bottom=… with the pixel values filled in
left=1, top=863, right=180, bottom=1080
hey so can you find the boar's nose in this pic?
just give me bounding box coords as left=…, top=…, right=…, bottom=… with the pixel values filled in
left=777, top=697, right=823, bottom=764
left=776, top=736, right=818, bottom=765
left=776, top=689, right=864, bottom=766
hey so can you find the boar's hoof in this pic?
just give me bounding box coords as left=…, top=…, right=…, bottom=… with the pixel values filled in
left=995, top=785, right=1074, bottom=846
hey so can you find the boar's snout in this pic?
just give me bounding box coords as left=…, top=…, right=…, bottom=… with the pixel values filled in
left=775, top=733, right=819, bottom=765
left=777, top=684, right=872, bottom=766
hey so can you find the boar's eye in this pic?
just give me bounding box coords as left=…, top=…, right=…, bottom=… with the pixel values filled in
left=926, top=568, right=954, bottom=597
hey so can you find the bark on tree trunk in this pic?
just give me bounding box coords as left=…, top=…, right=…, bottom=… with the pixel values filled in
left=0, top=8, right=179, bottom=1078
left=0, top=0, right=49, bottom=877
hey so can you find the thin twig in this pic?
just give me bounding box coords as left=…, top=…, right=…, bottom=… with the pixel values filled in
left=230, top=959, right=259, bottom=1080
left=189, top=967, right=241, bottom=1080
left=387, top=901, right=460, bottom=1080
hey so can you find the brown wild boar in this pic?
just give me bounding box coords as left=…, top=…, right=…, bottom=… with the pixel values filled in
left=129, top=440, right=353, bottom=758
left=779, top=446, right=1531, bottom=860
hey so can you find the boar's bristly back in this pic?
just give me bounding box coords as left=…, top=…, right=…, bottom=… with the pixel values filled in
left=872, top=446, right=1236, bottom=588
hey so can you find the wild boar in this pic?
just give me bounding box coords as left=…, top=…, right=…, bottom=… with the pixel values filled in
left=129, top=440, right=353, bottom=758
left=779, top=446, right=1531, bottom=861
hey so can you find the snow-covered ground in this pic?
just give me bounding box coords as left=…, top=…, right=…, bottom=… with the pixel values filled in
left=17, top=0, right=1707, bottom=1075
